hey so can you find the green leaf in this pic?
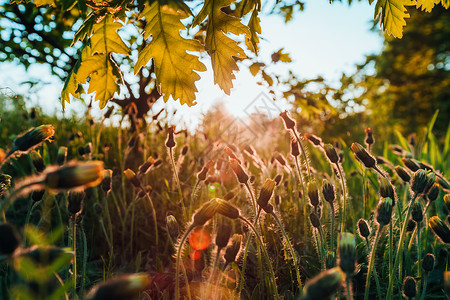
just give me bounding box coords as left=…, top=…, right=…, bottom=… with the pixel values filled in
left=134, top=1, right=206, bottom=106
left=90, top=15, right=130, bottom=55
left=416, top=0, right=439, bottom=11
left=193, top=0, right=250, bottom=94
left=374, top=0, right=415, bottom=38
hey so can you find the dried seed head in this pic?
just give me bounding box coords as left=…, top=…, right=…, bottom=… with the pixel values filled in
left=67, top=191, right=85, bottom=216
left=309, top=213, right=321, bottom=229
left=351, top=142, right=376, bottom=169
left=376, top=197, right=393, bottom=227
left=45, top=161, right=105, bottom=191
left=303, top=267, right=345, bottom=300
left=165, top=215, right=179, bottom=240
left=56, top=146, right=68, bottom=166
left=338, top=232, right=356, bottom=275
left=395, top=166, right=411, bottom=182
left=229, top=159, right=248, bottom=184
left=422, top=253, right=435, bottom=272
left=85, top=273, right=151, bottom=300
left=11, top=125, right=55, bottom=154
left=322, top=179, right=335, bottom=204
left=411, top=169, right=429, bottom=194
left=427, top=183, right=440, bottom=202
left=0, top=222, right=21, bottom=256
left=323, top=144, right=339, bottom=164
left=304, top=133, right=322, bottom=146
left=224, top=234, right=243, bottom=264
left=402, top=276, right=416, bottom=299
left=402, top=158, right=420, bottom=172
left=165, top=126, right=176, bottom=148
left=124, top=169, right=141, bottom=188
left=290, top=139, right=300, bottom=156
left=364, top=128, right=374, bottom=146
left=357, top=219, right=371, bottom=238
left=101, top=169, right=113, bottom=194
left=274, top=174, right=283, bottom=186
left=257, top=179, right=276, bottom=208
left=444, top=194, right=450, bottom=212
left=216, top=198, right=240, bottom=219
left=215, top=221, right=232, bottom=249
left=308, top=181, right=320, bottom=207
left=30, top=151, right=45, bottom=173
left=406, top=219, right=416, bottom=232
left=280, top=110, right=296, bottom=130
left=192, top=199, right=219, bottom=227
left=429, top=216, right=450, bottom=244
left=379, top=177, right=395, bottom=200
left=411, top=202, right=423, bottom=223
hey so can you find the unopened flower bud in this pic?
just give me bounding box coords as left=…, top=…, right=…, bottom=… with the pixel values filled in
left=379, top=177, right=395, bottom=199
left=67, top=192, right=85, bottom=216
left=165, top=126, right=176, bottom=148
left=124, top=169, right=141, bottom=188
left=56, top=146, right=68, bottom=166
left=406, top=219, right=416, bottom=232
left=429, top=216, right=450, bottom=244
left=224, top=234, right=243, bottom=264
left=229, top=159, right=248, bottom=184
left=0, top=222, right=21, bottom=256
left=223, top=192, right=235, bottom=201
left=8, top=125, right=55, bottom=156
left=0, top=174, right=12, bottom=195
left=376, top=197, right=393, bottom=226
left=357, top=219, right=370, bottom=238
left=308, top=181, right=320, bottom=207
left=411, top=202, right=423, bottom=223
left=274, top=195, right=280, bottom=206
left=444, top=194, right=450, bottom=212
left=263, top=203, right=274, bottom=214
left=304, top=133, right=322, bottom=146
left=290, top=140, right=300, bottom=156
left=437, top=176, right=450, bottom=190
left=402, top=276, right=416, bottom=299
left=31, top=190, right=45, bottom=203
left=351, top=142, right=376, bottom=169
left=411, top=169, right=428, bottom=194
left=216, top=198, right=240, bottom=219
left=364, top=128, right=374, bottom=146
left=422, top=253, right=435, bottom=272
left=30, top=151, right=45, bottom=173
left=84, top=143, right=92, bottom=155
left=426, top=183, right=439, bottom=202
left=395, top=166, right=411, bottom=182
left=303, top=267, right=345, bottom=300
left=45, top=161, right=104, bottom=191
left=85, top=273, right=151, bottom=300
left=101, top=169, right=113, bottom=194
left=402, top=158, right=420, bottom=172
left=323, top=144, right=339, bottom=164
left=192, top=199, right=219, bottom=227
left=181, top=145, right=189, bottom=156
left=310, top=213, right=321, bottom=229
left=274, top=174, right=283, bottom=186
left=257, top=179, right=276, bottom=208
left=280, top=111, right=296, bottom=130
left=166, top=215, right=179, bottom=240
left=322, top=179, right=335, bottom=204
left=215, top=221, right=232, bottom=249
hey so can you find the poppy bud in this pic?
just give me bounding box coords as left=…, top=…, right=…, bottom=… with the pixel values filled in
left=224, top=234, right=243, bottom=264
left=422, top=253, right=435, bottom=272
left=322, top=180, right=335, bottom=204
left=357, top=219, right=370, bottom=238
left=304, top=133, right=322, bottom=147
left=45, top=161, right=104, bottom=191
left=56, top=146, right=68, bottom=166
left=310, top=213, right=321, bottom=229
left=324, top=144, right=339, bottom=164
left=406, top=219, right=416, bottom=232
left=280, top=111, right=296, bottom=130
left=216, top=198, right=240, bottom=219
left=257, top=179, right=276, bottom=208
left=67, top=192, right=85, bottom=216
left=0, top=222, right=21, bottom=256
left=429, top=216, right=450, bottom=244
left=308, top=181, right=320, bottom=207
left=30, top=151, right=45, bottom=173
left=411, top=170, right=428, bottom=194
left=229, top=159, right=248, bottom=184
left=364, top=128, right=374, bottom=147
left=351, top=142, right=376, bottom=169
left=138, top=157, right=154, bottom=174
left=124, top=169, right=141, bottom=188
left=379, top=178, right=395, bottom=199
left=263, top=203, right=274, bottom=214
left=402, top=276, right=416, bottom=299
left=291, top=139, right=300, bottom=157
left=338, top=232, right=356, bottom=275
left=411, top=202, right=423, bottom=223
left=402, top=158, right=420, bottom=172
left=395, top=166, right=411, bottom=182
left=192, top=199, right=219, bottom=227
left=427, top=183, right=440, bottom=202
left=181, top=145, right=189, bottom=156
left=274, top=195, right=281, bottom=206
left=84, top=143, right=92, bottom=155
left=31, top=190, right=45, bottom=203
left=223, top=192, right=235, bottom=201
left=101, top=169, right=113, bottom=194
left=376, top=197, right=393, bottom=227
left=274, top=174, right=283, bottom=186
left=215, top=221, right=232, bottom=249
left=303, top=267, right=345, bottom=300
left=8, top=125, right=55, bottom=157
left=165, top=126, right=176, bottom=148
left=85, top=273, right=151, bottom=300
left=166, top=215, right=179, bottom=240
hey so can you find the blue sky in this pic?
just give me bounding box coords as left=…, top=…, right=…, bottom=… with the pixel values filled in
left=0, top=0, right=383, bottom=129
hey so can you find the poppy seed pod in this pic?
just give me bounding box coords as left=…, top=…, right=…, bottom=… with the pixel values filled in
left=56, top=146, right=68, bottom=166
left=45, top=161, right=105, bottom=191
left=351, top=142, right=376, bottom=169
left=215, top=221, right=232, bottom=249
left=402, top=276, right=417, bottom=299
left=376, top=197, right=393, bottom=227
left=411, top=169, right=428, bottom=194
left=309, top=213, right=321, bottom=229
left=323, top=144, right=339, bottom=164
left=192, top=199, right=219, bottom=227
left=379, top=177, right=395, bottom=199
left=357, top=219, right=370, bottom=238
left=402, top=158, right=420, bottom=172
left=165, top=126, right=176, bottom=148
left=257, top=179, right=276, bottom=208
left=303, top=267, right=345, bottom=300
left=395, top=166, right=411, bottom=182
left=0, top=222, right=21, bottom=256
left=308, top=181, right=320, bottom=207
left=429, top=216, right=450, bottom=244
left=216, top=198, right=240, bottom=219
left=166, top=215, right=179, bottom=240
left=291, top=139, right=300, bottom=157
left=304, top=133, right=322, bottom=146
left=85, top=273, right=151, bottom=300
left=338, top=232, right=356, bottom=275
left=411, top=202, right=423, bottom=223
left=124, top=169, right=141, bottom=188
left=280, top=111, right=296, bottom=130
left=9, top=125, right=55, bottom=155
left=364, top=128, right=374, bottom=146
left=229, top=159, right=248, bottom=184
left=422, top=253, right=435, bottom=272
left=322, top=179, right=335, bottom=204
left=224, top=234, right=243, bottom=264
left=30, top=151, right=45, bottom=173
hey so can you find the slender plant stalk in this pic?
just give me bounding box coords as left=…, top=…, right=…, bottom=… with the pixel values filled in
left=292, top=130, right=311, bottom=180
left=167, top=228, right=191, bottom=300
left=80, top=222, right=88, bottom=298
left=72, top=216, right=78, bottom=299
left=346, top=277, right=353, bottom=300
left=417, top=221, right=422, bottom=297
left=387, top=193, right=418, bottom=300
left=169, top=147, right=187, bottom=220
left=141, top=187, right=159, bottom=247
left=176, top=225, right=194, bottom=300
left=420, top=274, right=428, bottom=300
left=0, top=181, right=43, bottom=221
left=239, top=216, right=280, bottom=300
left=337, top=164, right=347, bottom=233
left=271, top=213, right=303, bottom=295
left=365, top=237, right=382, bottom=300
left=294, top=155, right=308, bottom=238
left=364, top=226, right=382, bottom=300
left=244, top=182, right=258, bottom=216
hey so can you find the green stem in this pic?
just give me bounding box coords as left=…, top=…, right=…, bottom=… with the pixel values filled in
left=337, top=164, right=347, bottom=233
left=346, top=276, right=353, bottom=300
left=244, top=182, right=257, bottom=217
left=141, top=187, right=159, bottom=247
left=169, top=147, right=187, bottom=221
left=417, top=221, right=422, bottom=297
left=239, top=216, right=279, bottom=300
left=176, top=225, right=194, bottom=300
left=271, top=213, right=303, bottom=295
left=0, top=181, right=43, bottom=221
left=420, top=274, right=428, bottom=300
left=364, top=226, right=382, bottom=300
left=72, top=217, right=78, bottom=299
left=292, top=130, right=311, bottom=180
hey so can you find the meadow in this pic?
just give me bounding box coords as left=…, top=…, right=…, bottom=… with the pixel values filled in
left=0, top=94, right=449, bottom=300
